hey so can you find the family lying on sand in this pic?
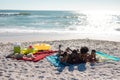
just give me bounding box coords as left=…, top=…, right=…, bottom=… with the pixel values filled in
left=57, top=45, right=97, bottom=64
left=6, top=44, right=97, bottom=64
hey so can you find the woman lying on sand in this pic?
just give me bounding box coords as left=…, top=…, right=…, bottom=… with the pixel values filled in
left=58, top=46, right=97, bottom=64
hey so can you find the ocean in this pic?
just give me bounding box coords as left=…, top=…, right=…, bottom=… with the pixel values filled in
left=0, top=10, right=120, bottom=35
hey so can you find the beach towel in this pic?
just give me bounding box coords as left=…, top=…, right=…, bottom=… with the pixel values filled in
left=46, top=55, right=68, bottom=67
left=96, top=51, right=120, bottom=62
left=46, top=51, right=120, bottom=67
left=12, top=50, right=57, bottom=62
left=33, top=50, right=57, bottom=62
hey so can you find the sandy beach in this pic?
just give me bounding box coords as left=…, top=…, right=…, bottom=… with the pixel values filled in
left=1, top=0, right=120, bottom=79
left=0, top=38, right=120, bottom=80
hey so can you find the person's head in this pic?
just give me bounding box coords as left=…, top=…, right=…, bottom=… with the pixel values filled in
left=72, top=49, right=77, bottom=54
left=91, top=50, right=96, bottom=54
left=80, top=46, right=89, bottom=54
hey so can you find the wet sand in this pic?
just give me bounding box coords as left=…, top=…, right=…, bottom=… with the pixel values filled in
left=0, top=32, right=120, bottom=43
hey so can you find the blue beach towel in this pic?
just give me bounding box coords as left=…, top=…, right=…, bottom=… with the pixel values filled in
left=46, top=55, right=70, bottom=67
left=46, top=55, right=87, bottom=72
left=46, top=52, right=120, bottom=67
left=96, top=51, right=120, bottom=61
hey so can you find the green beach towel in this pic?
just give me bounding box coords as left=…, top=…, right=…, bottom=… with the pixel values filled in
left=96, top=51, right=120, bottom=62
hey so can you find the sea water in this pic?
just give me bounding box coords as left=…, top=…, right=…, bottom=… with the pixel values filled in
left=0, top=10, right=120, bottom=35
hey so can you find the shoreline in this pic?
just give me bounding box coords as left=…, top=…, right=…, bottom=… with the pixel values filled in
left=0, top=32, right=120, bottom=43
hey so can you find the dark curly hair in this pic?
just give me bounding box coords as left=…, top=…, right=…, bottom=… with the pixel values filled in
left=80, top=46, right=89, bottom=54
left=91, top=50, right=96, bottom=53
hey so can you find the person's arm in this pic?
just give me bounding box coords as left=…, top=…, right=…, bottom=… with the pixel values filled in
left=67, top=47, right=72, bottom=52
left=57, top=45, right=62, bottom=56
left=86, top=54, right=90, bottom=62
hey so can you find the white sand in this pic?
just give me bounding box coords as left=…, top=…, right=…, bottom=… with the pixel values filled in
left=0, top=32, right=120, bottom=43
left=0, top=39, right=120, bottom=80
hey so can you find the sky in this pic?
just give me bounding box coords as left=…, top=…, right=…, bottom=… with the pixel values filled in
left=0, top=0, right=120, bottom=11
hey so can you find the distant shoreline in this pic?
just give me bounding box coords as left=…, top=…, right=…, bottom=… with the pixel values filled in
left=0, top=32, right=120, bottom=43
